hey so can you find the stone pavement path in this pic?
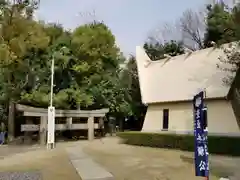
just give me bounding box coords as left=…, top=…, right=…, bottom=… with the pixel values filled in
left=72, top=137, right=240, bottom=180
left=66, top=146, right=114, bottom=180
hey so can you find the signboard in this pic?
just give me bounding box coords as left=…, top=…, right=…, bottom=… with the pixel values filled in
left=193, top=91, right=209, bottom=177
left=47, top=106, right=55, bottom=144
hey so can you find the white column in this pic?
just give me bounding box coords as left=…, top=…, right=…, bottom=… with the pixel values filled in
left=66, top=117, right=72, bottom=129
left=88, top=117, right=94, bottom=141
left=39, top=116, right=47, bottom=145
left=47, top=107, right=55, bottom=149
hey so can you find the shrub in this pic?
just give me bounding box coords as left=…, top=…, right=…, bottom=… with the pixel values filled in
left=117, top=131, right=240, bottom=156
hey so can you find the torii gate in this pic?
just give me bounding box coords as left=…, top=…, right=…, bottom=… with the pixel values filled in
left=13, top=104, right=109, bottom=145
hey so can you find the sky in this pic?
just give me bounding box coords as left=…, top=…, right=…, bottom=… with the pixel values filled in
left=37, top=0, right=205, bottom=56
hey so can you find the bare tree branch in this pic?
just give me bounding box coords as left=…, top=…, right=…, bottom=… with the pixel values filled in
left=146, top=22, right=181, bottom=44
left=178, top=9, right=206, bottom=50
left=146, top=7, right=206, bottom=51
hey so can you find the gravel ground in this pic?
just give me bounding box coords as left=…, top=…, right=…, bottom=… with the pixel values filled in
left=0, top=145, right=81, bottom=180
left=0, top=145, right=42, bottom=160
left=0, top=171, right=42, bottom=180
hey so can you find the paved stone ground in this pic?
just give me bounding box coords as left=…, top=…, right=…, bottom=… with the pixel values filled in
left=1, top=138, right=240, bottom=180
left=181, top=153, right=240, bottom=179
left=78, top=137, right=240, bottom=180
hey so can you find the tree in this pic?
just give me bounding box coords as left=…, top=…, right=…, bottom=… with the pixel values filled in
left=0, top=0, right=49, bottom=100
left=0, top=0, right=126, bottom=135
left=0, top=0, right=49, bottom=140
left=0, top=1, right=151, bottom=136
left=217, top=4, right=240, bottom=85
left=119, top=55, right=146, bottom=129
left=143, top=40, right=185, bottom=61
left=20, top=21, right=129, bottom=115
left=204, top=2, right=234, bottom=47
left=146, top=6, right=206, bottom=51
left=70, top=21, right=126, bottom=112
left=19, top=24, right=73, bottom=109
left=123, top=56, right=146, bottom=117
left=203, top=2, right=240, bottom=86
left=178, top=9, right=206, bottom=50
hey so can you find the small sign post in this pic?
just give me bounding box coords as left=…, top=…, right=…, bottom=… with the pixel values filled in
left=193, top=91, right=209, bottom=179
left=47, top=106, right=55, bottom=149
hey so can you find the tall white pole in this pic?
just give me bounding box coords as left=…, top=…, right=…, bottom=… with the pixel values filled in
left=50, top=56, right=54, bottom=107
left=47, top=56, right=55, bottom=149
left=47, top=47, right=65, bottom=149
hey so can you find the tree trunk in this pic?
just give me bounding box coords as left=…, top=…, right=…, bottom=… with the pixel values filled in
left=8, top=100, right=15, bottom=142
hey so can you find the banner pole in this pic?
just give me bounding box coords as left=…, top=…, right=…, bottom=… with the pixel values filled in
left=204, top=88, right=209, bottom=180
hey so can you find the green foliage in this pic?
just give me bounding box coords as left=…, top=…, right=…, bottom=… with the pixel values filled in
left=0, top=0, right=49, bottom=102
left=69, top=21, right=129, bottom=113
left=143, top=40, right=185, bottom=61
left=0, top=0, right=131, bottom=117
left=142, top=1, right=240, bottom=86
left=0, top=0, right=132, bottom=121
left=6, top=0, right=240, bottom=122
left=204, top=2, right=240, bottom=47
left=117, top=131, right=240, bottom=156
left=204, top=3, right=235, bottom=47
left=203, top=2, right=240, bottom=84
left=120, top=55, right=146, bottom=118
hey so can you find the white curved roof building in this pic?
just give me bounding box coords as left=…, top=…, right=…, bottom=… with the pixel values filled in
left=136, top=44, right=240, bottom=135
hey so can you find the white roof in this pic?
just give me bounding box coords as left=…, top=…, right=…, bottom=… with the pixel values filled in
left=136, top=45, right=234, bottom=104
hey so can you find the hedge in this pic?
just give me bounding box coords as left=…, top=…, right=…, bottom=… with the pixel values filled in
left=117, top=131, right=240, bottom=156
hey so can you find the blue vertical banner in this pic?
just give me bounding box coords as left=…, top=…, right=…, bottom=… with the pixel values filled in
left=193, top=91, right=209, bottom=177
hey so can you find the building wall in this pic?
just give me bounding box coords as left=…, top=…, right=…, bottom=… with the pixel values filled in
left=142, top=99, right=240, bottom=134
